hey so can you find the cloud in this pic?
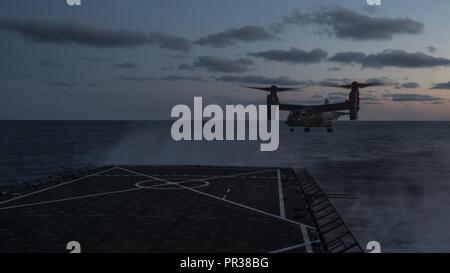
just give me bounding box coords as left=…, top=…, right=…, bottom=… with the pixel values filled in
left=400, top=82, right=420, bottom=89
left=178, top=64, right=196, bottom=71
left=85, top=82, right=104, bottom=87
left=80, top=56, right=109, bottom=63
left=49, top=81, right=77, bottom=87
left=327, top=67, right=342, bottom=71
left=160, top=66, right=174, bottom=71
left=248, top=47, right=327, bottom=64
left=113, top=62, right=139, bottom=69
left=431, top=81, right=450, bottom=90
left=366, top=76, right=392, bottom=86
left=160, top=75, right=207, bottom=82
left=329, top=50, right=450, bottom=69
left=326, top=91, right=348, bottom=101
left=216, top=75, right=315, bottom=86
left=38, top=59, right=64, bottom=69
left=318, top=78, right=353, bottom=86
left=362, top=94, right=380, bottom=102
left=0, top=18, right=192, bottom=51
left=148, top=31, right=193, bottom=52
left=426, top=46, right=437, bottom=53
left=193, top=56, right=255, bottom=73
left=329, top=52, right=366, bottom=64
left=384, top=93, right=442, bottom=102
left=118, top=75, right=206, bottom=82
left=362, top=50, right=450, bottom=69
left=195, top=25, right=275, bottom=48
left=282, top=7, right=423, bottom=40
left=118, top=76, right=156, bottom=82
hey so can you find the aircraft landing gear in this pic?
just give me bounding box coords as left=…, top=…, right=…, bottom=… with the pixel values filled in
left=327, top=127, right=333, bottom=133
left=304, top=127, right=310, bottom=132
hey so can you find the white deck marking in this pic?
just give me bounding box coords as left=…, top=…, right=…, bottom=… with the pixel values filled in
left=180, top=169, right=277, bottom=183
left=117, top=167, right=315, bottom=230
left=269, top=240, right=320, bottom=253
left=277, top=169, right=286, bottom=219
left=0, top=187, right=144, bottom=210
left=301, top=225, right=314, bottom=253
left=222, top=188, right=231, bottom=199
left=0, top=167, right=117, bottom=206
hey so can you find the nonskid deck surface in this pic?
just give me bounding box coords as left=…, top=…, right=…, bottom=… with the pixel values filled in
left=0, top=165, right=323, bottom=253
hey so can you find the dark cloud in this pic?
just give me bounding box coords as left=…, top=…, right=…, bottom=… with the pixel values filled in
left=168, top=54, right=189, bottom=59
left=193, top=56, right=254, bottom=73
left=248, top=47, right=327, bottom=64
left=160, top=75, right=207, bottom=82
left=118, top=75, right=206, bottom=82
left=366, top=76, right=392, bottom=86
left=216, top=75, right=315, bottom=86
left=38, top=59, right=64, bottom=69
left=327, top=67, right=342, bottom=71
left=426, top=46, right=437, bottom=53
left=319, top=77, right=393, bottom=87
left=195, top=25, right=275, bottom=48
left=283, top=7, right=423, bottom=40
left=400, top=82, right=420, bottom=89
left=80, top=56, right=109, bottom=63
left=329, top=51, right=366, bottom=64
left=113, top=62, right=139, bottom=69
left=362, top=50, right=450, bottom=69
left=384, top=94, right=442, bottom=102
left=49, top=81, right=77, bottom=87
left=178, top=64, right=196, bottom=71
left=85, top=82, right=104, bottom=87
left=148, top=31, right=193, bottom=52
left=329, top=50, right=450, bottom=69
left=160, top=66, right=174, bottom=71
left=431, top=81, right=450, bottom=90
left=118, top=76, right=156, bottom=82
left=0, top=18, right=192, bottom=51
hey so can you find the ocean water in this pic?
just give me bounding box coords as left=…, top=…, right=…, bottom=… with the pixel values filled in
left=1, top=120, right=450, bottom=252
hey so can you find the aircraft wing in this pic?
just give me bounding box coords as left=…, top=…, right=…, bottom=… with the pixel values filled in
left=279, top=101, right=350, bottom=113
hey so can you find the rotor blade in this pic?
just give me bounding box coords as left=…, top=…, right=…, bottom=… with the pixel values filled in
left=242, top=86, right=272, bottom=92
left=242, top=86, right=298, bottom=92
left=275, top=87, right=298, bottom=92
left=322, top=82, right=384, bottom=89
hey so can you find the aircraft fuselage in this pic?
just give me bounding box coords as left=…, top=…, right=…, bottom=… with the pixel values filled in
left=286, top=111, right=346, bottom=128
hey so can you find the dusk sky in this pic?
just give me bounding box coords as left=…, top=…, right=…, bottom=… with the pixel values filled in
left=1, top=0, right=450, bottom=120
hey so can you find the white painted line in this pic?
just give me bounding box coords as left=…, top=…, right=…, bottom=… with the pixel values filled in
left=301, top=225, right=314, bottom=253
left=181, top=169, right=277, bottom=183
left=117, top=167, right=315, bottom=230
left=0, top=187, right=144, bottom=210
left=277, top=169, right=286, bottom=219
left=0, top=167, right=117, bottom=206
left=222, top=188, right=231, bottom=200
left=269, top=240, right=320, bottom=253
